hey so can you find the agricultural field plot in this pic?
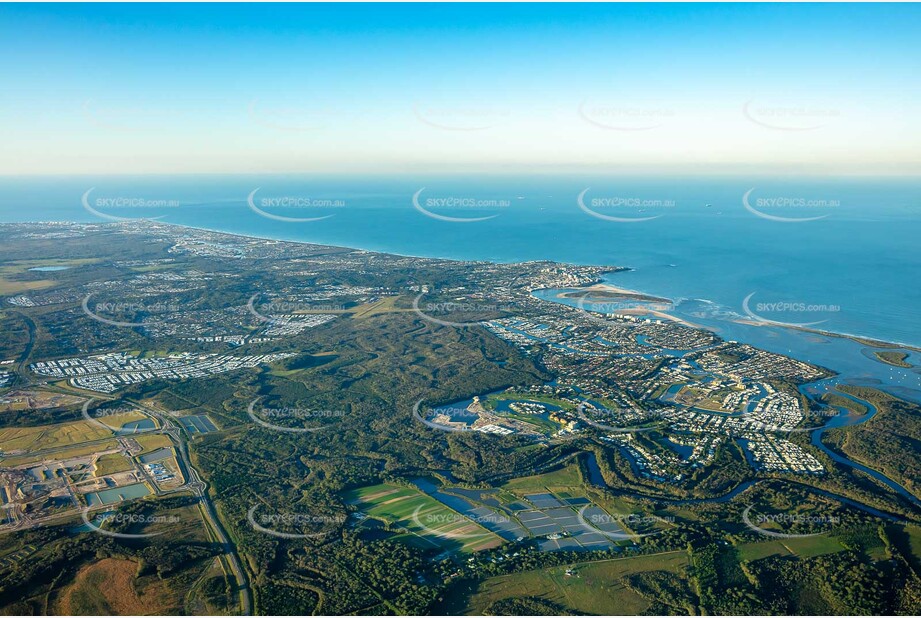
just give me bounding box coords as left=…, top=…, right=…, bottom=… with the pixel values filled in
left=886, top=523, right=921, bottom=576
left=0, top=419, right=112, bottom=454
left=414, top=481, right=530, bottom=542
left=345, top=483, right=503, bottom=553
left=515, top=497, right=632, bottom=551
left=177, top=414, right=218, bottom=434
left=445, top=550, right=692, bottom=615
left=508, top=470, right=667, bottom=547
left=418, top=473, right=653, bottom=552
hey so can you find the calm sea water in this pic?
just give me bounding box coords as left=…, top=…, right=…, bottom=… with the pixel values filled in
left=1, top=174, right=919, bottom=397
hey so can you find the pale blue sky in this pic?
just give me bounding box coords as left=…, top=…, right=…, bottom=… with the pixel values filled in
left=1, top=3, right=919, bottom=175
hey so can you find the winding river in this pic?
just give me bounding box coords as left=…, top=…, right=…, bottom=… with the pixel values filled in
left=583, top=381, right=920, bottom=521
left=802, top=382, right=920, bottom=508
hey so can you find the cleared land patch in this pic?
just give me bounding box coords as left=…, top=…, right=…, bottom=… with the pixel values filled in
left=53, top=557, right=169, bottom=615
left=448, top=550, right=691, bottom=615
left=0, top=420, right=111, bottom=453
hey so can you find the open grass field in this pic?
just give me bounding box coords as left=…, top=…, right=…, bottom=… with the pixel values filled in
left=500, top=460, right=585, bottom=495
left=905, top=524, right=921, bottom=562
left=345, top=483, right=503, bottom=553
left=736, top=535, right=845, bottom=562
left=132, top=433, right=173, bottom=454
left=674, top=385, right=735, bottom=412
left=0, top=419, right=112, bottom=453
left=0, top=278, right=55, bottom=295
left=0, top=259, right=99, bottom=295
left=443, top=550, right=691, bottom=615
left=94, top=452, right=134, bottom=476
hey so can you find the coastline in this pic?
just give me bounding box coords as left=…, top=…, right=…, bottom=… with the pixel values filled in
left=579, top=279, right=921, bottom=355
left=6, top=219, right=918, bottom=354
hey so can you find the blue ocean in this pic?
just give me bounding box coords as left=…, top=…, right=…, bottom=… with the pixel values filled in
left=1, top=174, right=919, bottom=399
